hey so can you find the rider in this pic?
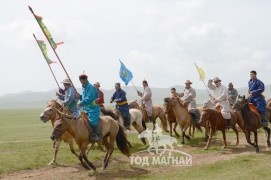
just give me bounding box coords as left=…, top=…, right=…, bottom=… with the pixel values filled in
left=137, top=80, right=153, bottom=123
left=228, top=82, right=238, bottom=107
left=208, top=77, right=232, bottom=128
left=93, top=82, right=105, bottom=109
left=76, top=74, right=102, bottom=142
left=56, top=78, right=78, bottom=118
left=248, top=70, right=268, bottom=127
left=171, top=88, right=181, bottom=98
left=179, top=80, right=199, bottom=123
left=110, top=83, right=131, bottom=130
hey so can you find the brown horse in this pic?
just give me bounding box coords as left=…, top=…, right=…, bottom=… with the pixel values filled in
left=266, top=99, right=271, bottom=123
left=164, top=97, right=202, bottom=144
left=233, top=95, right=271, bottom=152
left=51, top=110, right=130, bottom=170
left=40, top=100, right=79, bottom=165
left=163, top=100, right=180, bottom=137
left=129, top=100, right=168, bottom=132
left=199, top=108, right=240, bottom=150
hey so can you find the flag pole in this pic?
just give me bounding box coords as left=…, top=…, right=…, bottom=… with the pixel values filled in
left=28, top=6, right=77, bottom=93
left=131, top=80, right=138, bottom=91
left=33, top=33, right=60, bottom=89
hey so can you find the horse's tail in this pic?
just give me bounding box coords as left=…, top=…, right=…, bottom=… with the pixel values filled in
left=142, top=119, right=147, bottom=130
left=192, top=120, right=202, bottom=133
left=116, top=124, right=131, bottom=157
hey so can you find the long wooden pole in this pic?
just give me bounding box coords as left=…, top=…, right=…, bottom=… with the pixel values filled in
left=33, top=33, right=60, bottom=89
left=28, top=6, right=77, bottom=93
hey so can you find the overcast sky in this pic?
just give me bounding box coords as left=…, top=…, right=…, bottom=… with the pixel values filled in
left=1, top=0, right=271, bottom=96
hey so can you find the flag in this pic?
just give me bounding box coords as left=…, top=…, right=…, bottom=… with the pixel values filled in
left=195, top=63, right=205, bottom=81
left=119, top=60, right=133, bottom=85
left=37, top=40, right=55, bottom=64
left=34, top=14, right=63, bottom=50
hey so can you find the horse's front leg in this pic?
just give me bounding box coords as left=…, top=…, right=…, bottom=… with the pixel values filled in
left=173, top=122, right=180, bottom=137
left=263, top=127, right=271, bottom=148
left=232, top=124, right=239, bottom=145
left=204, top=128, right=215, bottom=150
left=169, top=121, right=173, bottom=137
left=49, top=140, right=61, bottom=165
left=246, top=131, right=256, bottom=148
left=221, top=130, right=227, bottom=149
left=254, top=130, right=259, bottom=153
left=81, top=144, right=96, bottom=170
left=68, top=140, right=79, bottom=157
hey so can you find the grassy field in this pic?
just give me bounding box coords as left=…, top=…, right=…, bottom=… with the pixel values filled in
left=0, top=109, right=270, bottom=179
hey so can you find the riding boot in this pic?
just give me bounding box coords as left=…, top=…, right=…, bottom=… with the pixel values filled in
left=148, top=116, right=152, bottom=123
left=92, top=121, right=102, bottom=142
left=226, top=119, right=232, bottom=129
left=88, top=123, right=99, bottom=142
left=260, top=114, right=268, bottom=127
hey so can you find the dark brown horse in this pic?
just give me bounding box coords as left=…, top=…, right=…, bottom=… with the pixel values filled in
left=233, top=95, right=271, bottom=152
left=199, top=108, right=239, bottom=150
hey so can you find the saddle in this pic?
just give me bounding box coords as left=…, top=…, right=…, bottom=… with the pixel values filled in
left=249, top=103, right=260, bottom=118
left=81, top=111, right=102, bottom=142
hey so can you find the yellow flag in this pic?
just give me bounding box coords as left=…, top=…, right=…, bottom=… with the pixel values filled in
left=195, top=63, right=205, bottom=81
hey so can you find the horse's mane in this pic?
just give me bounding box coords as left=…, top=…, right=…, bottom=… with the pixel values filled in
left=101, top=108, right=118, bottom=120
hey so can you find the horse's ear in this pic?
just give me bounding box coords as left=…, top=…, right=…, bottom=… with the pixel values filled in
left=242, top=95, right=245, bottom=99
left=238, top=95, right=241, bottom=98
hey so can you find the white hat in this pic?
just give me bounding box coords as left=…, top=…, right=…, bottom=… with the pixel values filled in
left=61, top=78, right=71, bottom=84
left=94, top=82, right=100, bottom=87
left=213, top=77, right=221, bottom=82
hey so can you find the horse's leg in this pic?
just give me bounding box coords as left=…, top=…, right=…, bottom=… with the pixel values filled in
left=232, top=125, right=239, bottom=145
left=169, top=121, right=173, bottom=137
left=192, top=124, right=195, bottom=138
left=102, top=136, right=110, bottom=165
left=183, top=126, right=191, bottom=140
left=78, top=147, right=91, bottom=170
left=173, top=122, right=180, bottom=137
left=159, top=113, right=169, bottom=133
left=82, top=148, right=96, bottom=171
left=263, top=127, right=271, bottom=147
left=222, top=130, right=227, bottom=149
left=246, top=130, right=256, bottom=147
left=189, top=124, right=192, bottom=137
left=133, top=122, right=146, bottom=145
left=49, top=140, right=61, bottom=165
left=103, top=134, right=116, bottom=170
left=204, top=129, right=215, bottom=150
left=254, top=130, right=259, bottom=153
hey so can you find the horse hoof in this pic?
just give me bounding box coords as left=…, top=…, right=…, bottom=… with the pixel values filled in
left=256, top=147, right=260, bottom=153
left=48, top=160, right=56, bottom=166
left=204, top=147, right=208, bottom=150
left=221, top=146, right=226, bottom=149
left=181, top=142, right=185, bottom=145
left=267, top=142, right=271, bottom=148
left=165, top=130, right=170, bottom=133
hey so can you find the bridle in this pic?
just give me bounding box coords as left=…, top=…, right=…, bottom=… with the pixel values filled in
left=234, top=100, right=248, bottom=111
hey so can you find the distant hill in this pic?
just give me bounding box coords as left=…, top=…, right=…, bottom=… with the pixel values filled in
left=0, top=85, right=271, bottom=109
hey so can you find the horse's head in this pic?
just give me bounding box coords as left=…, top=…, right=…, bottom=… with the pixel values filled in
left=50, top=117, right=67, bottom=141
left=40, top=100, right=63, bottom=123
left=233, top=95, right=247, bottom=112
left=129, top=100, right=139, bottom=109
left=163, top=97, right=172, bottom=113
left=198, top=108, right=209, bottom=125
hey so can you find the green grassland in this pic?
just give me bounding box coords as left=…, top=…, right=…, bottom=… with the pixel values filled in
left=0, top=109, right=271, bottom=179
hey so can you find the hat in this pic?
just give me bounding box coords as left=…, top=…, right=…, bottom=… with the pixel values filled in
left=250, top=70, right=257, bottom=75
left=93, top=82, right=100, bottom=87
left=115, top=83, right=121, bottom=87
left=61, top=78, right=71, bottom=84
left=228, top=82, right=233, bottom=86
left=185, top=80, right=192, bottom=84
left=143, top=80, right=148, bottom=84
left=79, top=74, right=88, bottom=80
left=213, top=77, right=221, bottom=82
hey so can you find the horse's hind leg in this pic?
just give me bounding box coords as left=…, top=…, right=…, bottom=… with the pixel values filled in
left=49, top=140, right=61, bottom=165
left=169, top=121, right=173, bottom=137
left=103, top=135, right=115, bottom=170
left=254, top=130, right=259, bottom=153
left=246, top=131, right=256, bottom=148
left=263, top=127, right=271, bottom=147
left=102, top=136, right=110, bottom=165
left=68, top=140, right=79, bottom=157
left=232, top=125, right=239, bottom=145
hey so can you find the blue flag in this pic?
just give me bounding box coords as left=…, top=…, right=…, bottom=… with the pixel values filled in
left=119, top=60, right=133, bottom=85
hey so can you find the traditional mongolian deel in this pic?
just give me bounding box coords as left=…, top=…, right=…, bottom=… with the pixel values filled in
left=248, top=78, right=266, bottom=115
left=78, top=82, right=100, bottom=126
left=58, top=85, right=78, bottom=117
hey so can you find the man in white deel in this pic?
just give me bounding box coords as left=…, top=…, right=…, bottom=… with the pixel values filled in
left=208, top=77, right=231, bottom=128
left=137, top=80, right=153, bottom=123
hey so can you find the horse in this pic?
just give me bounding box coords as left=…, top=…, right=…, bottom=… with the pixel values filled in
left=129, top=100, right=168, bottom=132
left=233, top=95, right=271, bottom=152
left=164, top=97, right=202, bottom=144
left=51, top=110, right=131, bottom=170
left=199, top=107, right=240, bottom=150
left=163, top=100, right=180, bottom=137
left=101, top=108, right=147, bottom=145
left=40, top=100, right=79, bottom=165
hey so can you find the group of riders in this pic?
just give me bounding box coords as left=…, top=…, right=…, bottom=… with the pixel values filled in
left=56, top=70, right=269, bottom=142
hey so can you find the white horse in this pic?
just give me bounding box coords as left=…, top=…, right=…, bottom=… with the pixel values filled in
left=101, top=108, right=147, bottom=145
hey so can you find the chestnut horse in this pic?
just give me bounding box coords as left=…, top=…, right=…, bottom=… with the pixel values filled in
left=233, top=95, right=270, bottom=152
left=164, top=97, right=202, bottom=144
left=163, top=100, right=180, bottom=137
left=40, top=100, right=79, bottom=165
left=51, top=110, right=130, bottom=170
left=199, top=108, right=240, bottom=150
left=129, top=100, right=168, bottom=132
